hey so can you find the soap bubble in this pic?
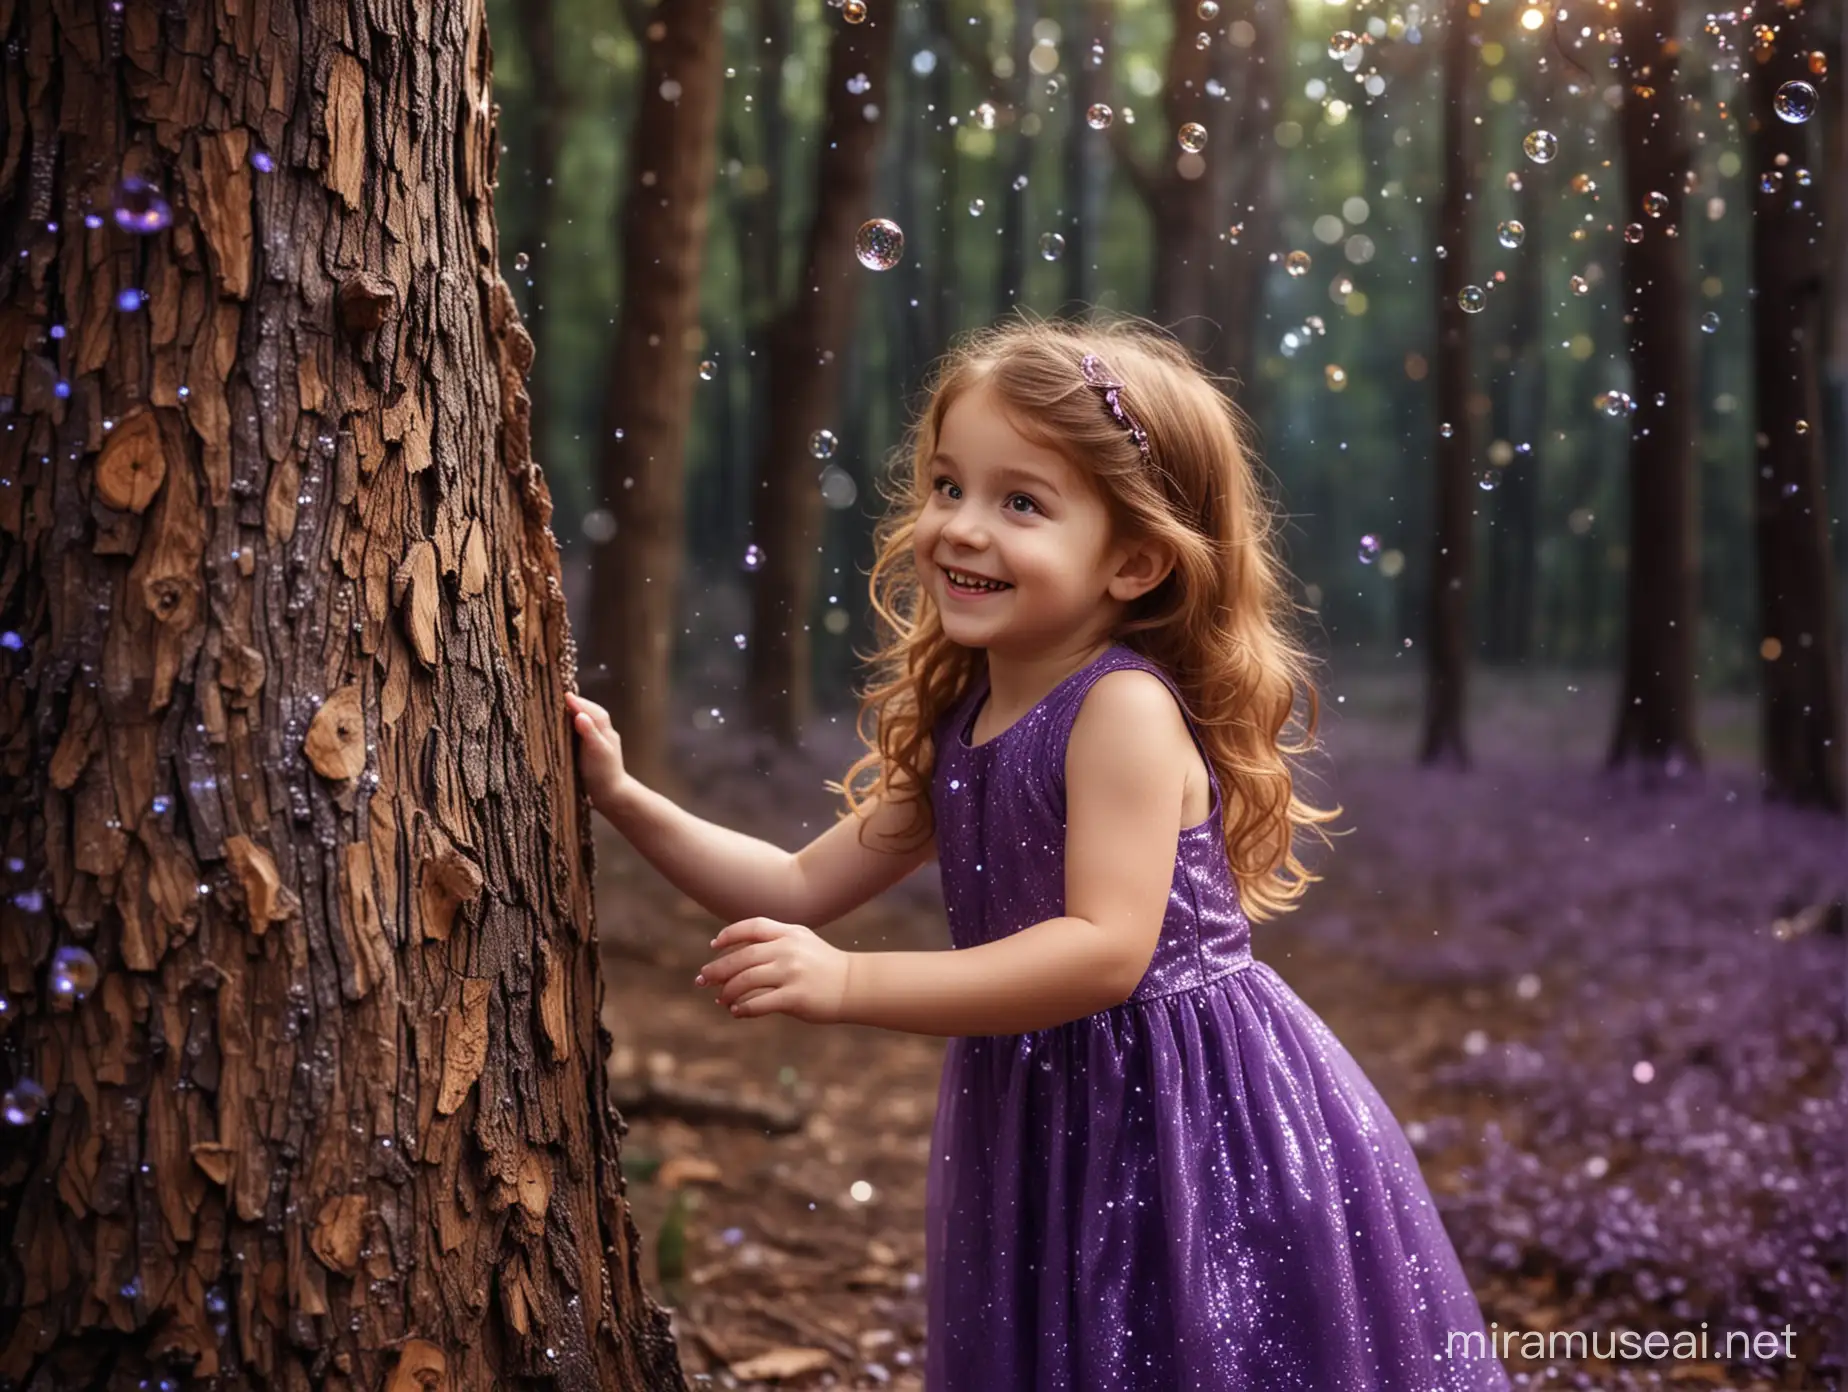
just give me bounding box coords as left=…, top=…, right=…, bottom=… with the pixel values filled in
left=1357, top=534, right=1381, bottom=565
left=49, top=945, right=99, bottom=1005
left=854, top=218, right=905, bottom=271
left=742, top=544, right=766, bottom=572
left=818, top=467, right=858, bottom=509
left=1496, top=221, right=1525, bottom=249
left=250, top=150, right=275, bottom=173
left=1086, top=103, right=1113, bottom=130
left=1595, top=390, right=1636, bottom=418
left=842, top=0, right=867, bottom=22
left=1198, top=0, right=1219, bottom=15
left=1285, top=250, right=1311, bottom=277
left=580, top=509, right=618, bottom=544
left=1570, top=275, right=1590, bottom=296
left=1038, top=232, right=1066, bottom=261
left=1457, top=286, right=1486, bottom=313
left=973, top=102, right=997, bottom=131
left=513, top=251, right=530, bottom=272
left=697, top=360, right=716, bottom=381
left=1623, top=223, right=1644, bottom=244
left=967, top=198, right=986, bottom=216
left=2, top=1080, right=47, bottom=1126
left=1177, top=122, right=1208, bottom=153
left=1772, top=80, right=1817, bottom=123
left=1700, top=311, right=1720, bottom=334
left=1522, top=130, right=1558, bottom=164
left=809, top=429, right=838, bottom=459
left=116, top=288, right=144, bottom=312
left=112, top=175, right=172, bottom=233
left=1328, top=30, right=1360, bottom=59
left=1643, top=191, right=1668, bottom=217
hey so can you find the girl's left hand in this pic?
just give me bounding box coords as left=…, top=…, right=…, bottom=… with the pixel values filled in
left=695, top=918, right=852, bottom=1024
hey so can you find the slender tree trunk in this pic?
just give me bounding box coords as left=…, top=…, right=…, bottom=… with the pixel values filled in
left=1606, top=0, right=1702, bottom=775
left=1421, top=0, right=1476, bottom=767
left=0, top=4, right=683, bottom=1387
left=1485, top=170, right=1543, bottom=666
left=745, top=7, right=897, bottom=741
left=592, top=0, right=727, bottom=793
left=926, top=0, right=961, bottom=349
left=994, top=0, right=1039, bottom=313
left=1203, top=0, right=1282, bottom=390
left=1747, top=1, right=1845, bottom=810
left=512, top=0, right=564, bottom=474
left=1062, top=0, right=1110, bottom=309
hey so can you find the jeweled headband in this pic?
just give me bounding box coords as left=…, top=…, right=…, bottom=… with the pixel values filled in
left=1080, top=352, right=1152, bottom=462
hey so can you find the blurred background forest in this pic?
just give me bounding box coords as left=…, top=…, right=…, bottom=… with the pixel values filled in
left=482, top=0, right=1844, bottom=792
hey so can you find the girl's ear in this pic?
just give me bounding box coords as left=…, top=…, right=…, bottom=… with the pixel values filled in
left=1107, top=536, right=1177, bottom=603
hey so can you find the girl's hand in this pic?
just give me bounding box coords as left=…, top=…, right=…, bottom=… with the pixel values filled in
left=695, top=918, right=852, bottom=1024
left=566, top=691, right=630, bottom=812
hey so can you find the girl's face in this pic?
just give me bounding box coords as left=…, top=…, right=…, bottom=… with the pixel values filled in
left=914, top=379, right=1133, bottom=658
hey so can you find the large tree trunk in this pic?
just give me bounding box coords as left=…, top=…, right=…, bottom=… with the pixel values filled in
left=592, top=0, right=727, bottom=793
left=1606, top=0, right=1702, bottom=775
left=1421, top=0, right=1477, bottom=767
left=0, top=5, right=682, bottom=1388
left=1747, top=2, right=1845, bottom=810
left=744, top=7, right=897, bottom=742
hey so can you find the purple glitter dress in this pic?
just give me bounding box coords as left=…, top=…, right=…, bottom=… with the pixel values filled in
left=923, top=643, right=1510, bottom=1391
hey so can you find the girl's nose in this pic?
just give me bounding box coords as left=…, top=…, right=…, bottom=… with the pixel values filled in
left=940, top=508, right=989, bottom=549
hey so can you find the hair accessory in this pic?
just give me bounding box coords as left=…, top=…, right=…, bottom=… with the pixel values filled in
left=1080, top=353, right=1152, bottom=462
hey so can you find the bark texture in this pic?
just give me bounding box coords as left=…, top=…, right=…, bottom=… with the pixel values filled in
left=1747, top=3, right=1845, bottom=810
left=0, top=4, right=683, bottom=1388
left=744, top=6, right=896, bottom=742
left=1607, top=0, right=1702, bottom=773
left=591, top=0, right=727, bottom=792
left=1421, top=0, right=1477, bottom=768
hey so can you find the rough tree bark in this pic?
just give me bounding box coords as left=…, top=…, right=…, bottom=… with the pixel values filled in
left=591, top=0, right=727, bottom=793
left=744, top=6, right=896, bottom=742
left=1420, top=0, right=1477, bottom=768
left=1607, top=0, right=1702, bottom=775
left=0, top=5, right=683, bottom=1389
left=1746, top=1, right=1845, bottom=810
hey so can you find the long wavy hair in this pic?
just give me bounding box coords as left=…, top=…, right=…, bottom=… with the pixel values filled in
left=831, top=312, right=1344, bottom=923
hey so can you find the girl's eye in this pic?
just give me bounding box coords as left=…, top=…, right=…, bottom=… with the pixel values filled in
left=1005, top=493, right=1039, bottom=515
left=932, top=476, right=961, bottom=499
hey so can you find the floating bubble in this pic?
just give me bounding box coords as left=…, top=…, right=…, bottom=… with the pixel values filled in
left=112, top=175, right=172, bottom=234
left=818, top=467, right=858, bottom=509
left=854, top=218, right=905, bottom=270
left=580, top=509, right=618, bottom=544
left=1477, top=470, right=1501, bottom=492
left=1177, top=122, right=1208, bottom=153
left=841, top=0, right=867, bottom=22
left=974, top=102, right=997, bottom=131
left=1595, top=390, right=1636, bottom=418
left=1285, top=250, right=1311, bottom=277
left=2, top=1080, right=46, bottom=1126
left=1305, top=315, right=1326, bottom=335
left=733, top=634, right=748, bottom=650
left=1324, top=364, right=1347, bottom=390
left=1570, top=275, right=1590, bottom=296
left=1086, top=103, right=1113, bottom=130
left=967, top=198, right=986, bottom=217
left=14, top=890, right=43, bottom=913
left=1505, top=172, right=1524, bottom=192
left=1623, top=223, right=1644, bottom=244
left=514, top=251, right=530, bottom=272
left=1328, top=30, right=1360, bottom=59
left=116, top=288, right=144, bottom=312
left=1038, top=232, right=1066, bottom=261
left=1760, top=170, right=1783, bottom=194
left=1808, top=50, right=1828, bottom=77
left=1194, top=31, right=1211, bottom=49
left=1198, top=0, right=1219, bottom=15
left=1773, top=80, right=1817, bottom=123
left=1700, top=311, right=1720, bottom=334
left=697, top=360, right=716, bottom=381
left=1570, top=173, right=1596, bottom=195
left=151, top=795, right=171, bottom=815
left=250, top=150, right=274, bottom=173
left=742, top=544, right=766, bottom=572
left=1522, top=130, right=1558, bottom=164
left=1643, top=191, right=1668, bottom=217
left=809, top=429, right=838, bottom=459
left=1357, top=534, right=1381, bottom=565
left=1225, top=222, right=1243, bottom=243
left=1496, top=220, right=1525, bottom=249
left=1439, top=422, right=1455, bottom=439
left=1013, top=173, right=1030, bottom=191
left=49, top=945, right=99, bottom=1004
left=1457, top=285, right=1486, bottom=313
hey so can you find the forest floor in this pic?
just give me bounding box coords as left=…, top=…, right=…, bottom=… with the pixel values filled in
left=592, top=663, right=1844, bottom=1392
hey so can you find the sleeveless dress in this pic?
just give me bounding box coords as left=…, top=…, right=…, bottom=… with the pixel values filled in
left=923, top=643, right=1510, bottom=1391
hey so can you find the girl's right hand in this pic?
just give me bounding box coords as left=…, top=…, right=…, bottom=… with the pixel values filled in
left=566, top=691, right=630, bottom=812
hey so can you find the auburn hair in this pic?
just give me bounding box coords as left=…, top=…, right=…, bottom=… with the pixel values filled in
left=830, top=312, right=1344, bottom=923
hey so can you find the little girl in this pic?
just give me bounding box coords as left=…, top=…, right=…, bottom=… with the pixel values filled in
left=568, top=316, right=1511, bottom=1390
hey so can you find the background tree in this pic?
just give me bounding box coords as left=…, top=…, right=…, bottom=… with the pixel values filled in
left=1746, top=1, right=1844, bottom=809
left=1607, top=0, right=1701, bottom=774
left=0, top=4, right=682, bottom=1387
left=744, top=5, right=897, bottom=742
left=1422, top=0, right=1479, bottom=767
left=593, top=0, right=728, bottom=791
